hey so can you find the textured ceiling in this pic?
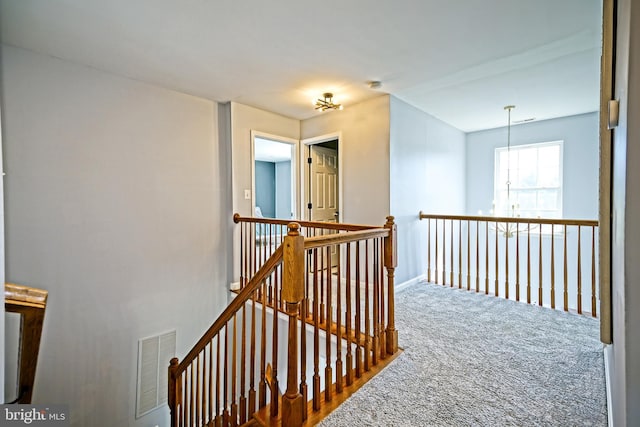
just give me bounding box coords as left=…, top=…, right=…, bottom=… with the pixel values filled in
left=0, top=0, right=602, bottom=132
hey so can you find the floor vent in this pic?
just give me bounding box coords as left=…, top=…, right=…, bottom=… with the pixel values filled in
left=136, top=330, right=176, bottom=418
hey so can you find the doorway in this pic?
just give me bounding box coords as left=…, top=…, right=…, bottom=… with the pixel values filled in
left=251, top=131, right=298, bottom=220
left=301, top=133, right=342, bottom=223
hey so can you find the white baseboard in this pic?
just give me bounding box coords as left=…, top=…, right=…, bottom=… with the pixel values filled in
left=395, top=274, right=426, bottom=292
left=604, top=344, right=614, bottom=427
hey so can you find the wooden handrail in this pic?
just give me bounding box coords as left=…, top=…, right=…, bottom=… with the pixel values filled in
left=233, top=213, right=380, bottom=231
left=304, top=228, right=389, bottom=249
left=5, top=283, right=48, bottom=404
left=419, top=211, right=599, bottom=227
left=419, top=212, right=599, bottom=317
left=171, top=217, right=400, bottom=426
left=175, top=245, right=284, bottom=375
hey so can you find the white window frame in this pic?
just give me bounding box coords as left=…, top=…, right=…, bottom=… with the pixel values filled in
left=493, top=140, right=563, bottom=219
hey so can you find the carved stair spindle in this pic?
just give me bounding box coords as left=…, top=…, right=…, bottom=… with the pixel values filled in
left=345, top=242, right=353, bottom=386
left=312, top=248, right=321, bottom=410
left=563, top=224, right=569, bottom=312
left=325, top=245, right=333, bottom=401
left=364, top=240, right=371, bottom=372
left=355, top=241, right=362, bottom=378
left=335, top=243, right=344, bottom=393
left=577, top=225, right=583, bottom=314
left=551, top=224, right=556, bottom=309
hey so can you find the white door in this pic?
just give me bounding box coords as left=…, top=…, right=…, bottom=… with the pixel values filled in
left=310, top=145, right=339, bottom=223
left=309, top=144, right=339, bottom=267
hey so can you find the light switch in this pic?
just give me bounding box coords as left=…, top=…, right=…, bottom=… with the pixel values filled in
left=244, top=189, right=251, bottom=200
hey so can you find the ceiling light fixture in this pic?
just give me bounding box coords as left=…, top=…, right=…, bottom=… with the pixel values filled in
left=314, top=92, right=343, bottom=111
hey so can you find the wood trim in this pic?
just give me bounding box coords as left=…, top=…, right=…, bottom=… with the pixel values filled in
left=5, top=283, right=48, bottom=404
left=419, top=212, right=598, bottom=227
left=303, top=229, right=389, bottom=250
left=234, top=213, right=379, bottom=231
left=598, top=0, right=614, bottom=345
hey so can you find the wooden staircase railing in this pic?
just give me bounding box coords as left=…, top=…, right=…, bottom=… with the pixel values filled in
left=419, top=212, right=599, bottom=316
left=169, top=215, right=399, bottom=427
left=5, top=282, right=48, bottom=404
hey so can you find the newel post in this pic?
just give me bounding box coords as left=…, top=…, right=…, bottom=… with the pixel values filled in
left=384, top=216, right=399, bottom=355
left=281, top=223, right=305, bottom=427
left=168, top=357, right=180, bottom=427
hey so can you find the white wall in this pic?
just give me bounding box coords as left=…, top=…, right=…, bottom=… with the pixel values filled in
left=0, top=45, right=230, bottom=427
left=301, top=95, right=391, bottom=226
left=389, top=96, right=466, bottom=285
left=230, top=103, right=300, bottom=218
left=607, top=0, right=640, bottom=425
left=466, top=112, right=599, bottom=219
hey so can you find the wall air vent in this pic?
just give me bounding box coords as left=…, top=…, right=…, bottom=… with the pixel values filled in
left=136, top=330, right=176, bottom=418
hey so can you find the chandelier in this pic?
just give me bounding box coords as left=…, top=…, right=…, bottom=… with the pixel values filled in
left=314, top=93, right=343, bottom=111
left=492, top=105, right=524, bottom=238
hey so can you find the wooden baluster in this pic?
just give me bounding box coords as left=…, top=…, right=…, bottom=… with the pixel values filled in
left=495, top=220, right=499, bottom=297
left=355, top=241, right=363, bottom=378
left=231, top=315, right=239, bottom=426
left=209, top=341, right=213, bottom=425
left=259, top=282, right=267, bottom=409
left=485, top=221, right=489, bottom=295
left=215, top=334, right=221, bottom=425
left=384, top=216, right=398, bottom=355
left=591, top=226, right=597, bottom=317
left=364, top=241, right=371, bottom=372
left=248, top=291, right=257, bottom=417
left=435, top=219, right=439, bottom=284
left=450, top=219, right=454, bottom=287
left=335, top=242, right=344, bottom=394
left=516, top=223, right=520, bottom=302
left=467, top=220, right=471, bottom=290
left=299, top=272, right=308, bottom=421
left=240, top=219, right=245, bottom=288
left=313, top=248, right=321, bottom=410
left=458, top=220, right=462, bottom=288
left=372, top=239, right=380, bottom=367
left=239, top=306, right=247, bottom=424
left=223, top=323, right=230, bottom=426
left=189, top=361, right=194, bottom=427
left=320, top=237, right=326, bottom=325
left=527, top=223, right=531, bottom=304
left=505, top=222, right=509, bottom=300
left=253, top=223, right=258, bottom=297
left=427, top=218, right=432, bottom=282
left=325, top=245, right=333, bottom=401
left=551, top=224, right=556, bottom=309
left=475, top=220, right=480, bottom=292
left=270, top=271, right=280, bottom=418
left=378, top=237, right=387, bottom=359
left=442, top=219, right=446, bottom=285
left=345, top=242, right=354, bottom=385
left=196, top=354, right=200, bottom=427
left=538, top=225, right=543, bottom=306
left=281, top=223, right=305, bottom=427
left=577, top=226, right=583, bottom=314
left=563, top=225, right=569, bottom=312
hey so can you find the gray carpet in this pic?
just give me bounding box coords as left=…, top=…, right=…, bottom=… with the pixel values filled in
left=319, top=282, right=607, bottom=426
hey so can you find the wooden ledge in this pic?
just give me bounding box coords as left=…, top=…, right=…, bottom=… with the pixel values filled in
left=5, top=283, right=48, bottom=310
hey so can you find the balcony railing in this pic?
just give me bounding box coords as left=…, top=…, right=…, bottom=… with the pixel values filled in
left=419, top=212, right=599, bottom=316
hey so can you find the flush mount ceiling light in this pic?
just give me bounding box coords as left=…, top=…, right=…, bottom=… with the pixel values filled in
left=314, top=92, right=343, bottom=111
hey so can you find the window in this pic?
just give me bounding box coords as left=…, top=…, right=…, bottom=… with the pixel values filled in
left=494, top=141, right=562, bottom=218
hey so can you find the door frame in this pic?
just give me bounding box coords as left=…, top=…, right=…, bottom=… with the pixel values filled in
left=300, top=132, right=343, bottom=222
left=250, top=130, right=299, bottom=219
